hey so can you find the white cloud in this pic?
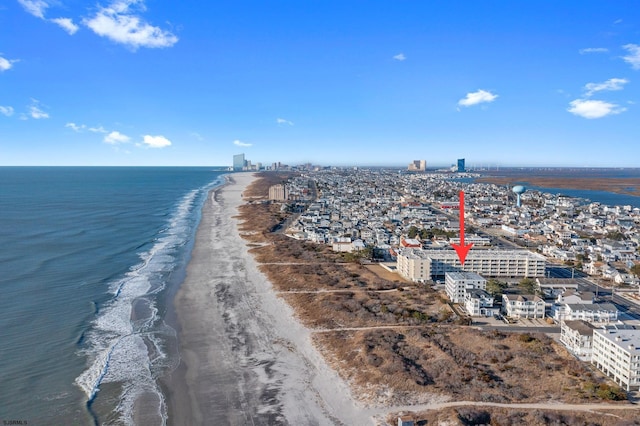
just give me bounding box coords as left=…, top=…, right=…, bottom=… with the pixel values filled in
left=29, top=101, right=49, bottom=119
left=142, top=134, right=171, bottom=148
left=584, top=78, right=629, bottom=97
left=0, top=106, right=14, bottom=116
left=458, top=89, right=498, bottom=107
left=579, top=47, right=609, bottom=54
left=65, top=122, right=85, bottom=131
left=104, top=130, right=130, bottom=144
left=622, top=44, right=640, bottom=70
left=393, top=53, right=406, bottom=61
left=51, top=17, right=79, bottom=35
left=89, top=125, right=107, bottom=133
left=0, top=55, right=17, bottom=72
left=567, top=99, right=626, bottom=119
left=276, top=117, right=294, bottom=126
left=17, top=0, right=49, bottom=19
left=233, top=139, right=252, bottom=147
left=84, top=1, right=178, bottom=50
left=66, top=122, right=108, bottom=133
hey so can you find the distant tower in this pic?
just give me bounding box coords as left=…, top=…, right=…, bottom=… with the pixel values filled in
left=457, top=158, right=465, bottom=173
left=233, top=153, right=245, bottom=171
left=512, top=185, right=526, bottom=207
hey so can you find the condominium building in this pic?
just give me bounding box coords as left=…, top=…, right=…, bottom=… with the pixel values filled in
left=445, top=271, right=486, bottom=303
left=396, top=248, right=546, bottom=281
left=268, top=184, right=289, bottom=201
left=560, top=320, right=596, bottom=360
left=592, top=328, right=640, bottom=391
left=551, top=302, right=618, bottom=324
left=502, top=294, right=545, bottom=319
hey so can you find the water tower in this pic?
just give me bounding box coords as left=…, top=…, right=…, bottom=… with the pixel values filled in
left=512, top=185, right=526, bottom=207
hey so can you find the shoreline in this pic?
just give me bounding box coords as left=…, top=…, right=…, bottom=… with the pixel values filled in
left=167, top=172, right=367, bottom=425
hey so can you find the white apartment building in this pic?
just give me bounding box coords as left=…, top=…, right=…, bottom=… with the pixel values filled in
left=464, top=289, right=498, bottom=317
left=396, top=248, right=546, bottom=281
left=560, top=320, right=596, bottom=360
left=592, top=328, right=640, bottom=391
left=551, top=302, right=618, bottom=324
left=502, top=294, right=546, bottom=319
left=445, top=272, right=486, bottom=303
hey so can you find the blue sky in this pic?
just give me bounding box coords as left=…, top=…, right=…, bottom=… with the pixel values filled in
left=1, top=1, right=639, bottom=167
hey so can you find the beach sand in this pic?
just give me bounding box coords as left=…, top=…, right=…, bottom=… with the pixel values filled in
left=168, top=173, right=370, bottom=425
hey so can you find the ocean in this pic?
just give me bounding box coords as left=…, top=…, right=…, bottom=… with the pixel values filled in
left=0, top=167, right=226, bottom=425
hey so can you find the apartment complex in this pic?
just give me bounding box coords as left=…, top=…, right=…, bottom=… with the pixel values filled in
left=592, top=328, right=640, bottom=391
left=397, top=248, right=546, bottom=281
left=268, top=184, right=289, bottom=201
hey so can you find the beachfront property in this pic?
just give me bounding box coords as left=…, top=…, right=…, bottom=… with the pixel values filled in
left=445, top=271, right=486, bottom=303
left=268, top=184, right=289, bottom=201
left=396, top=248, right=546, bottom=281
left=502, top=294, right=545, bottom=319
left=560, top=320, right=596, bottom=361
left=464, top=289, right=499, bottom=317
left=551, top=301, right=619, bottom=324
left=592, top=328, right=640, bottom=391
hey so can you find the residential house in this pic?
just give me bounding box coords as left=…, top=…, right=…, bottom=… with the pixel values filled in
left=502, top=294, right=545, bottom=319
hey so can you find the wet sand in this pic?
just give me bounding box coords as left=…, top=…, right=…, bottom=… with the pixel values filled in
left=168, top=173, right=368, bottom=425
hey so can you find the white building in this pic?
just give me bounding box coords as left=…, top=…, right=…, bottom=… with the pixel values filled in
left=396, top=248, right=546, bottom=281
left=445, top=272, right=486, bottom=303
left=560, top=320, right=596, bottom=361
left=464, top=289, right=499, bottom=317
left=551, top=302, right=618, bottom=324
left=592, top=328, right=640, bottom=391
left=502, top=294, right=545, bottom=319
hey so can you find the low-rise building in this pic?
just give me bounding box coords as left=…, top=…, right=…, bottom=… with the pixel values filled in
left=551, top=302, right=618, bottom=324
left=502, top=294, right=545, bottom=319
left=560, top=320, right=596, bottom=360
left=592, top=328, right=640, bottom=391
left=464, top=289, right=499, bottom=317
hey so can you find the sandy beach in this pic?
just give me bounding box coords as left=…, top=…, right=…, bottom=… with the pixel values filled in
left=168, top=173, right=370, bottom=425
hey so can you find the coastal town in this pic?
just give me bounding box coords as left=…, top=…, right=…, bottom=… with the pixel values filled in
left=237, top=160, right=640, bottom=424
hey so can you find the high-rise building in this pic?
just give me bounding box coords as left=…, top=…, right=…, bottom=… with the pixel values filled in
left=457, top=158, right=465, bottom=172
left=407, top=160, right=426, bottom=172
left=233, top=154, right=246, bottom=171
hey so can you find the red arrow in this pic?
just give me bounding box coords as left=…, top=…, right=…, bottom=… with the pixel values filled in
left=451, top=190, right=473, bottom=265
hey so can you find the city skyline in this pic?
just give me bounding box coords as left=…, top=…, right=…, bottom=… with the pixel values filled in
left=2, top=1, right=640, bottom=167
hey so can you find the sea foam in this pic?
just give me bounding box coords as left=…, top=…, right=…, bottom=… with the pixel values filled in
left=74, top=180, right=218, bottom=425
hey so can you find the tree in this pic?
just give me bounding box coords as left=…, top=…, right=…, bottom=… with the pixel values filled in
left=407, top=226, right=419, bottom=238
left=518, top=278, right=537, bottom=295
left=606, top=231, right=625, bottom=241
left=630, top=263, right=640, bottom=278
left=486, top=279, right=508, bottom=297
